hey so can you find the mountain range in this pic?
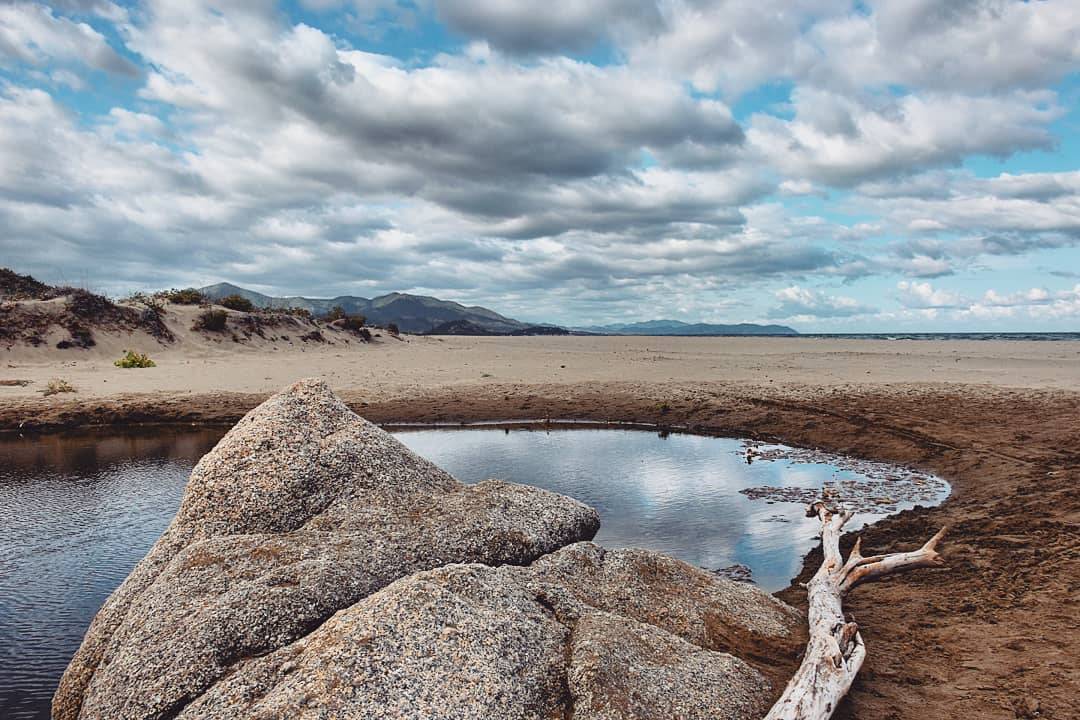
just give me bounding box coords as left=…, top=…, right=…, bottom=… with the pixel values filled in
left=199, top=283, right=541, bottom=334
left=200, top=283, right=798, bottom=336
left=576, top=319, right=798, bottom=336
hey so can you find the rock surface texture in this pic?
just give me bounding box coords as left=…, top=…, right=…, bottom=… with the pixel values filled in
left=55, top=379, right=800, bottom=720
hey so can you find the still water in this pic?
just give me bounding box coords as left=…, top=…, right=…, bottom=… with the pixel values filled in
left=0, top=426, right=946, bottom=719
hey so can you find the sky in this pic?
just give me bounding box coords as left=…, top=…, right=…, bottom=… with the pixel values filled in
left=1, top=1, right=1079, bottom=331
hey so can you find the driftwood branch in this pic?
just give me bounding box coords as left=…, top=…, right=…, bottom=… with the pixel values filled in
left=764, top=501, right=947, bottom=720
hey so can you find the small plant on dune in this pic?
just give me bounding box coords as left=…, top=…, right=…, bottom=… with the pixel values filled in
left=125, top=293, right=174, bottom=341
left=56, top=324, right=95, bottom=349
left=284, top=306, right=312, bottom=319
left=65, top=288, right=119, bottom=319
left=325, top=305, right=346, bottom=321
left=124, top=292, right=166, bottom=315
left=386, top=322, right=400, bottom=337
left=358, top=327, right=372, bottom=342
left=114, top=350, right=156, bottom=368
left=161, top=288, right=207, bottom=305
left=194, top=309, right=228, bottom=332
left=42, top=378, right=76, bottom=396
left=0, top=267, right=54, bottom=300
left=218, top=294, right=254, bottom=312
left=341, top=314, right=366, bottom=331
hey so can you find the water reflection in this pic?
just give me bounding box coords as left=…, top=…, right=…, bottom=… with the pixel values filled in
left=0, top=426, right=944, bottom=720
left=0, top=428, right=226, bottom=720
left=396, top=428, right=850, bottom=587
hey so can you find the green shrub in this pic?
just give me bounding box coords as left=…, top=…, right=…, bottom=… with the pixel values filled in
left=114, top=350, right=156, bottom=368
left=162, top=288, right=206, bottom=305
left=194, top=309, right=228, bottom=332
left=218, top=294, right=254, bottom=312
left=325, top=305, right=346, bottom=321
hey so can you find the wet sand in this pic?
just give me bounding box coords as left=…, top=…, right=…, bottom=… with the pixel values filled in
left=1, top=335, right=1078, bottom=718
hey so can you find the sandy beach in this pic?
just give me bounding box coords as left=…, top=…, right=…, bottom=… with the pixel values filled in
left=3, top=334, right=1080, bottom=403
left=2, top=335, right=1078, bottom=719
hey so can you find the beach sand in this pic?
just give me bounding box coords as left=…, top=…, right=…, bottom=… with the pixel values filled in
left=3, top=334, right=1080, bottom=400
left=2, top=335, right=1078, bottom=719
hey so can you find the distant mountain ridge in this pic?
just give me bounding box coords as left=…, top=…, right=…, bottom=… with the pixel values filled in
left=576, top=319, right=798, bottom=336
left=199, top=284, right=798, bottom=336
left=199, top=283, right=537, bottom=334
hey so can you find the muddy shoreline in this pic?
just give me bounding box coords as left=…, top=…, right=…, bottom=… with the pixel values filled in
left=1, top=380, right=1077, bottom=719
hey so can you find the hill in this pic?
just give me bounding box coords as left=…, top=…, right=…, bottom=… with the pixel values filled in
left=577, top=319, right=798, bottom=336
left=200, top=283, right=536, bottom=334
left=0, top=270, right=381, bottom=357
left=424, top=319, right=571, bottom=336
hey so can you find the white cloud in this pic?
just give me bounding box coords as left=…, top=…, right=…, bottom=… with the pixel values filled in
left=896, top=281, right=965, bottom=309
left=770, top=285, right=874, bottom=319
left=958, top=285, right=1080, bottom=321
left=435, top=0, right=662, bottom=54
left=748, top=88, right=1060, bottom=186
left=106, top=108, right=169, bottom=138
left=806, top=0, right=1080, bottom=94
left=0, top=2, right=137, bottom=75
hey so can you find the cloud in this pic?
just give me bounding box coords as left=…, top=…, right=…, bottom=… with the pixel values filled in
left=806, top=0, right=1080, bottom=95
left=436, top=0, right=662, bottom=55
left=106, top=107, right=170, bottom=138
left=957, top=285, right=1080, bottom=322
left=129, top=5, right=745, bottom=192
left=628, top=0, right=848, bottom=97
left=769, top=285, right=874, bottom=319
left=836, top=169, right=1080, bottom=281
left=626, top=0, right=1080, bottom=99
left=0, top=2, right=137, bottom=76
left=748, top=88, right=1060, bottom=186
left=893, top=280, right=1080, bottom=323
left=896, top=281, right=965, bottom=309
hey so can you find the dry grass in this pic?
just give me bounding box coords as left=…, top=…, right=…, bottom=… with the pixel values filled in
left=42, top=378, right=76, bottom=396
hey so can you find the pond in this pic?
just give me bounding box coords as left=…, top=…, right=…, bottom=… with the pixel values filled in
left=0, top=425, right=948, bottom=719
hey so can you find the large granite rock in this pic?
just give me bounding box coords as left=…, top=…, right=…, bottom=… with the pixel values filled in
left=55, top=379, right=801, bottom=720
left=177, top=558, right=786, bottom=720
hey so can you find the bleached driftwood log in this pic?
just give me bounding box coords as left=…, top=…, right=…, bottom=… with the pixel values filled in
left=764, top=501, right=947, bottom=720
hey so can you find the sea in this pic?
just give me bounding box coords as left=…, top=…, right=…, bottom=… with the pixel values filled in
left=794, top=332, right=1080, bottom=341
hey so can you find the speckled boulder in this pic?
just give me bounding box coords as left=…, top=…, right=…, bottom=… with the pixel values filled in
left=528, top=542, right=803, bottom=665
left=171, top=559, right=785, bottom=720
left=56, top=379, right=801, bottom=720
left=567, top=610, right=770, bottom=720
left=54, top=379, right=599, bottom=720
